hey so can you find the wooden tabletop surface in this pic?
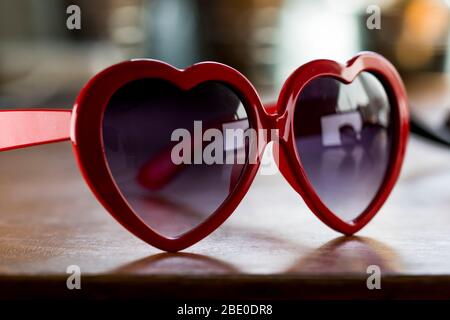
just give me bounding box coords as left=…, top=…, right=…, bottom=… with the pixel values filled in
left=1, top=135, right=450, bottom=300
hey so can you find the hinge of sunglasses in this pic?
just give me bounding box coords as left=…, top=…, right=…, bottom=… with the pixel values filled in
left=0, top=109, right=72, bottom=152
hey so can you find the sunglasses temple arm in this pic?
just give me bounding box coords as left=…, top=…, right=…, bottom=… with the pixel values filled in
left=0, top=109, right=72, bottom=152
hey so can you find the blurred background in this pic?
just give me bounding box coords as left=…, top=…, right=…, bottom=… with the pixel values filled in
left=1, top=0, right=450, bottom=143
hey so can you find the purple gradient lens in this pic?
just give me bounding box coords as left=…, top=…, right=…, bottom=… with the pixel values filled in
left=293, top=72, right=393, bottom=222
left=102, top=79, right=249, bottom=238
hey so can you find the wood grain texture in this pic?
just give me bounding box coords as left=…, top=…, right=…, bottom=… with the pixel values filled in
left=0, top=136, right=450, bottom=300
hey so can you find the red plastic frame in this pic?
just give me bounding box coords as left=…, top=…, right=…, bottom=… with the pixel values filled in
left=0, top=52, right=409, bottom=252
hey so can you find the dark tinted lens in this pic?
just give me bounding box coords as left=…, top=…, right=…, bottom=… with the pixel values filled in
left=102, top=79, right=249, bottom=238
left=293, top=72, right=392, bottom=222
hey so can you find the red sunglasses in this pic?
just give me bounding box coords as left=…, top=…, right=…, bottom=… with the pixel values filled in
left=0, top=52, right=408, bottom=252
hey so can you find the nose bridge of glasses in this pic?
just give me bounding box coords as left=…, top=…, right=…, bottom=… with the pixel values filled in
left=261, top=102, right=282, bottom=142
left=261, top=103, right=292, bottom=147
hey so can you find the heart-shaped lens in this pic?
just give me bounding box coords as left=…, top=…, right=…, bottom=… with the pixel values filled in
left=293, top=72, right=392, bottom=222
left=102, top=79, right=249, bottom=238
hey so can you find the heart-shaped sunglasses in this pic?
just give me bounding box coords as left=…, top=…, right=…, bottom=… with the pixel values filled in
left=0, top=52, right=408, bottom=251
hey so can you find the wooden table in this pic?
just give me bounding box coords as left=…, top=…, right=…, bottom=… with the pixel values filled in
left=1, top=136, right=450, bottom=300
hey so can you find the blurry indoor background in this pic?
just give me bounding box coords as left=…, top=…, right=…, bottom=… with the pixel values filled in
left=1, top=0, right=450, bottom=136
